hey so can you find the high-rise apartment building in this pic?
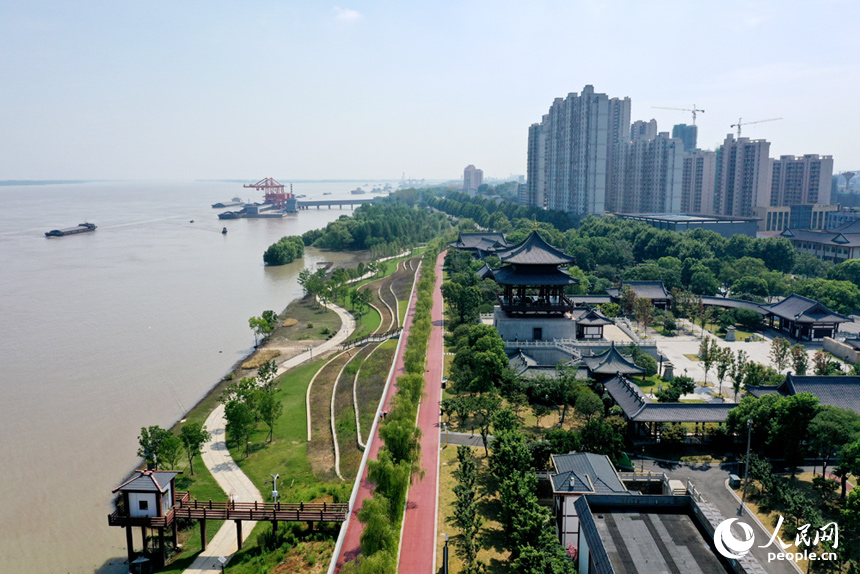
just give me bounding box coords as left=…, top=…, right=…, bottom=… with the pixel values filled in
left=770, top=154, right=834, bottom=207
left=631, top=119, right=658, bottom=141
left=612, top=132, right=684, bottom=213
left=681, top=149, right=716, bottom=214
left=463, top=164, right=483, bottom=194
left=527, top=85, right=631, bottom=216
left=672, top=124, right=698, bottom=151
left=713, top=134, right=772, bottom=217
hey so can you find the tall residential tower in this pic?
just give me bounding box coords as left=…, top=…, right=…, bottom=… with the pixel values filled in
left=713, top=134, right=772, bottom=217
left=527, top=85, right=631, bottom=216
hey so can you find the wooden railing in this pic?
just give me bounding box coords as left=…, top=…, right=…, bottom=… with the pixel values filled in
left=173, top=499, right=348, bottom=523
left=338, top=328, right=401, bottom=350
left=108, top=492, right=347, bottom=527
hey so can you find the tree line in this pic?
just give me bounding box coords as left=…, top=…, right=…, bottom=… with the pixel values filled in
left=300, top=201, right=450, bottom=251
left=342, top=240, right=442, bottom=574
left=263, top=235, right=304, bottom=266
left=430, top=191, right=860, bottom=315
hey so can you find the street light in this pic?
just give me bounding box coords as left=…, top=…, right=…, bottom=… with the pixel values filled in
left=271, top=473, right=280, bottom=503
left=441, top=533, right=449, bottom=574
left=308, top=344, right=314, bottom=360
left=739, top=418, right=752, bottom=516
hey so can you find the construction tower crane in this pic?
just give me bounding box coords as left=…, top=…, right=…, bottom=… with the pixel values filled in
left=730, top=117, right=782, bottom=138
left=652, top=104, right=705, bottom=125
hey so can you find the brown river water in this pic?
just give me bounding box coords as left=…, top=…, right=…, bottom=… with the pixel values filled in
left=0, top=180, right=379, bottom=573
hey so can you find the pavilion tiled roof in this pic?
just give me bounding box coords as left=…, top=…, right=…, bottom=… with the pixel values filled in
left=550, top=453, right=628, bottom=494
left=494, top=231, right=576, bottom=266
left=113, top=470, right=180, bottom=493
left=748, top=374, right=860, bottom=414
left=571, top=307, right=615, bottom=327
left=762, top=293, right=850, bottom=325
left=781, top=224, right=860, bottom=248
left=603, top=375, right=735, bottom=423
left=447, top=232, right=509, bottom=252
left=580, top=345, right=643, bottom=376
left=606, top=281, right=671, bottom=301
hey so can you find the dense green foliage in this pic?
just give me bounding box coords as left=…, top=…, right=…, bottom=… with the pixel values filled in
left=429, top=191, right=860, bottom=314
left=301, top=201, right=450, bottom=251
left=263, top=235, right=305, bottom=266
left=345, top=241, right=441, bottom=573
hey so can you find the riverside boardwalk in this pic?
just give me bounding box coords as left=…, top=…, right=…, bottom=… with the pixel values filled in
left=334, top=256, right=424, bottom=571
left=398, top=251, right=445, bottom=574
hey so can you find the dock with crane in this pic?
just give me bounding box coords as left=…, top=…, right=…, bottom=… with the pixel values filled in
left=216, top=178, right=378, bottom=219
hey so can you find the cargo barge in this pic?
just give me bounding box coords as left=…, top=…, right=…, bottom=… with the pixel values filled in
left=45, top=223, right=97, bottom=237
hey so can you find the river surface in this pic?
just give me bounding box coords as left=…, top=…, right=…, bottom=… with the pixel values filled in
left=0, top=180, right=389, bottom=573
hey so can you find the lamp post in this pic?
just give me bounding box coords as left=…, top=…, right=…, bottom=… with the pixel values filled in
left=270, top=473, right=280, bottom=503
left=442, top=533, right=449, bottom=574
left=740, top=418, right=752, bottom=516
left=309, top=344, right=314, bottom=360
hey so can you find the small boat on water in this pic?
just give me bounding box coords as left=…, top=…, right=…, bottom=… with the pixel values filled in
left=350, top=188, right=365, bottom=195
left=323, top=192, right=332, bottom=196
left=222, top=227, right=228, bottom=235
left=45, top=222, right=97, bottom=237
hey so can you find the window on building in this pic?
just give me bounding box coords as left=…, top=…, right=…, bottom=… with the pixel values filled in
left=533, top=327, right=543, bottom=341
left=139, top=500, right=149, bottom=510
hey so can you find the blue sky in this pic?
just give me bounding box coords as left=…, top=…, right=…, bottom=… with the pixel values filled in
left=1, top=1, right=857, bottom=180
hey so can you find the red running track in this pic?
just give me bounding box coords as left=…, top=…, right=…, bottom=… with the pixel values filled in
left=334, top=255, right=426, bottom=572
left=398, top=251, right=445, bottom=574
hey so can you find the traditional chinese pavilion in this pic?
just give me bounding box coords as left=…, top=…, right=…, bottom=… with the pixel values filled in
left=491, top=230, right=577, bottom=317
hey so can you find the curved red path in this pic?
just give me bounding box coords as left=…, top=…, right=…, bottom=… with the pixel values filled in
left=398, top=252, right=445, bottom=573
left=334, top=254, right=432, bottom=571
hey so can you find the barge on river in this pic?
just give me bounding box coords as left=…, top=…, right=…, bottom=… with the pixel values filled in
left=45, top=222, right=97, bottom=237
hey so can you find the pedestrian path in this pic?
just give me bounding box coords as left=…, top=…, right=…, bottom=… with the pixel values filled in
left=183, top=301, right=354, bottom=573
left=398, top=251, right=445, bottom=574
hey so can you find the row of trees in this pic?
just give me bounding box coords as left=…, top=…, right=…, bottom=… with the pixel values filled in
left=221, top=359, right=283, bottom=455
left=344, top=242, right=441, bottom=573
left=301, top=201, right=450, bottom=251
left=262, top=235, right=304, bottom=266
left=431, top=192, right=860, bottom=315
left=137, top=422, right=211, bottom=475
left=427, top=189, right=576, bottom=232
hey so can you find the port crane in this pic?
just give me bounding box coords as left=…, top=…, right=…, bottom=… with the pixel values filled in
left=244, top=177, right=292, bottom=208
left=652, top=104, right=705, bottom=125
left=730, top=117, right=782, bottom=138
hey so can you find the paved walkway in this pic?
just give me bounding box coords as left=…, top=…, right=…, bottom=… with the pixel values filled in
left=183, top=301, right=354, bottom=573
left=398, top=251, right=445, bottom=574
left=334, top=260, right=423, bottom=571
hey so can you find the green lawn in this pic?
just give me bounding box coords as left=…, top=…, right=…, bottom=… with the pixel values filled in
left=350, top=305, right=381, bottom=339
left=634, top=374, right=663, bottom=395
left=227, top=358, right=351, bottom=504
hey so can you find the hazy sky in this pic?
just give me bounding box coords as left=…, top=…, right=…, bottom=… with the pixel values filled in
left=1, top=1, right=858, bottom=181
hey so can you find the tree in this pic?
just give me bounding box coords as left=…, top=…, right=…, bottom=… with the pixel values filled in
left=358, top=495, right=397, bottom=556
left=769, top=337, right=791, bottom=373
left=813, top=350, right=831, bottom=376
left=699, top=337, right=717, bottom=385
left=619, top=285, right=636, bottom=315
left=730, top=349, right=747, bottom=401
left=791, top=345, right=809, bottom=376
left=224, top=400, right=255, bottom=457
left=471, top=394, right=502, bottom=456
left=452, top=446, right=484, bottom=572
left=137, top=425, right=171, bottom=469
left=179, top=422, right=211, bottom=475
left=257, top=359, right=278, bottom=392
left=158, top=435, right=182, bottom=470
left=578, top=417, right=624, bottom=460
left=257, top=390, right=283, bottom=442
left=715, top=346, right=734, bottom=398
left=633, top=297, right=655, bottom=330
left=661, top=424, right=686, bottom=446
left=531, top=403, right=552, bottom=428
left=249, top=316, right=273, bottom=347
left=809, top=406, right=860, bottom=476
left=575, top=390, right=603, bottom=421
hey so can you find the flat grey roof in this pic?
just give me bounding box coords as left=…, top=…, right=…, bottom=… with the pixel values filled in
left=592, top=509, right=729, bottom=574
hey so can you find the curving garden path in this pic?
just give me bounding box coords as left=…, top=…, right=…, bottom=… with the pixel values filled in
left=183, top=300, right=354, bottom=573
